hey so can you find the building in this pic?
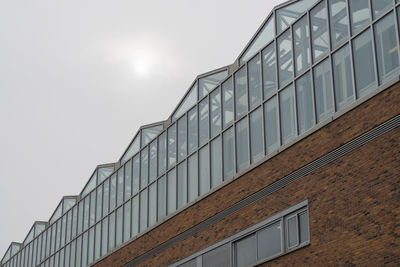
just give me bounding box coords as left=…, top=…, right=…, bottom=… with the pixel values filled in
left=2, top=0, right=400, bottom=266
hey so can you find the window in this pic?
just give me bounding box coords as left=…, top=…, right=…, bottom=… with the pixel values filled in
left=173, top=202, right=309, bottom=267
left=149, top=140, right=158, bottom=183
left=188, top=107, right=198, bottom=153
left=199, top=145, right=210, bottom=195
left=199, top=97, right=209, bottom=147
left=262, top=42, right=277, bottom=99
left=167, top=169, right=177, bottom=215
left=235, top=209, right=308, bottom=267
left=371, top=0, right=393, bottom=19
left=158, top=132, right=167, bottom=175
left=333, top=44, right=354, bottom=110
left=140, top=147, right=149, bottom=189
left=222, top=77, right=234, bottom=129
left=248, top=54, right=262, bottom=109
left=223, top=127, right=235, bottom=180
left=250, top=107, right=264, bottom=163
left=294, top=16, right=311, bottom=76
left=236, top=117, right=249, bottom=172
left=264, top=96, right=279, bottom=153
left=149, top=183, right=157, bottom=226
left=211, top=136, right=222, bottom=188
left=278, top=29, right=293, bottom=88
left=124, top=200, right=131, bottom=242
left=235, top=67, right=248, bottom=118
left=178, top=115, right=187, bottom=162
left=124, top=160, right=132, bottom=201
left=177, top=161, right=187, bottom=209
left=168, top=123, right=177, bottom=168
left=210, top=88, right=221, bottom=138
left=188, top=153, right=198, bottom=202
left=375, top=12, right=400, bottom=84
left=349, top=0, right=370, bottom=35
left=280, top=84, right=296, bottom=144
left=311, top=1, right=329, bottom=62
left=313, top=58, right=334, bottom=123
left=140, top=189, right=148, bottom=232
left=296, top=72, right=314, bottom=134
left=329, top=0, right=349, bottom=49
left=353, top=28, right=376, bottom=97
left=158, top=175, right=167, bottom=220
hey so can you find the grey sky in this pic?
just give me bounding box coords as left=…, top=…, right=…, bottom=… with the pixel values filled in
left=0, top=0, right=284, bottom=257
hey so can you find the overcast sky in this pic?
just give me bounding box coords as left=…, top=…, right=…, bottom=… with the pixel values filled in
left=0, top=0, right=285, bottom=257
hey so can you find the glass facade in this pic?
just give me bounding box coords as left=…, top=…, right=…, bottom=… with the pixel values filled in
left=3, top=1, right=400, bottom=267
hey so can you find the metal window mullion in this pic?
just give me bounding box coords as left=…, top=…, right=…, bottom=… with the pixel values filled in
left=346, top=0, right=357, bottom=102
left=290, top=25, right=299, bottom=137
left=366, top=0, right=380, bottom=92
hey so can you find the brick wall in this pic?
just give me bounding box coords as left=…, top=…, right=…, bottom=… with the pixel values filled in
left=93, top=83, right=400, bottom=267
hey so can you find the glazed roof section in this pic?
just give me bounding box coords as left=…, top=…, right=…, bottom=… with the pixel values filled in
left=1, top=0, right=313, bottom=264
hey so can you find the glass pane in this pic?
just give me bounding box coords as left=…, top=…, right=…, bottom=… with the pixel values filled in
left=172, top=82, right=197, bottom=121
left=101, top=219, right=108, bottom=256
left=116, top=207, right=123, bottom=246
left=82, top=232, right=88, bottom=266
left=199, top=97, right=209, bottom=147
left=313, top=58, right=334, bottom=122
left=278, top=29, right=293, bottom=88
left=84, top=196, right=90, bottom=230
left=353, top=29, right=376, bottom=97
left=88, top=227, right=94, bottom=263
left=235, top=67, right=248, bottom=118
left=178, top=115, right=187, bottom=162
left=329, top=0, right=349, bottom=49
left=258, top=222, right=282, bottom=260
left=375, top=12, right=400, bottom=84
left=250, top=107, right=264, bottom=163
left=167, top=169, right=177, bottom=215
left=141, top=124, right=163, bottom=148
left=178, top=259, right=197, bottom=267
left=158, top=132, right=167, bottom=175
left=349, top=0, right=371, bottom=35
left=102, top=180, right=109, bottom=220
left=140, top=147, right=149, bottom=189
left=121, top=135, right=140, bottom=164
left=149, top=140, right=157, bottom=183
left=210, top=88, right=221, bottom=138
left=95, top=223, right=101, bottom=260
left=124, top=200, right=131, bottom=242
left=188, top=153, right=198, bottom=202
left=264, top=96, right=279, bottom=153
left=199, top=145, right=210, bottom=195
left=248, top=54, right=262, bottom=109
left=109, top=212, right=115, bottom=249
left=132, top=196, right=139, bottom=236
left=198, top=70, right=228, bottom=99
left=262, top=42, right=277, bottom=99
left=76, top=236, right=82, bottom=267
left=149, top=183, right=157, bottom=226
left=235, top=234, right=257, bottom=267
left=333, top=44, right=354, bottom=110
left=110, top=174, right=116, bottom=211
left=222, top=77, right=234, bottom=128
left=211, top=136, right=222, bottom=188
left=296, top=72, right=314, bottom=134
left=117, top=167, right=124, bottom=207
left=168, top=123, right=177, bottom=168
left=294, top=16, right=311, bottom=75
left=98, top=166, right=114, bottom=184
left=139, top=189, right=148, bottom=232
left=240, top=16, right=274, bottom=64
left=236, top=117, right=249, bottom=172
left=124, top=159, right=132, bottom=200
left=287, top=216, right=298, bottom=248
left=157, top=176, right=167, bottom=220
left=280, top=84, right=296, bottom=144
left=177, top=161, right=187, bottom=209
left=276, top=0, right=319, bottom=35
left=132, top=155, right=140, bottom=195
left=202, top=243, right=230, bottom=267
left=299, top=211, right=310, bottom=243
left=223, top=127, right=235, bottom=179
left=311, top=1, right=329, bottom=62
left=188, top=107, right=198, bottom=154
left=372, top=0, right=393, bottom=19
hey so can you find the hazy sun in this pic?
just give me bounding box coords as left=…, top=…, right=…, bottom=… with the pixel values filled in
left=132, top=49, right=154, bottom=77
